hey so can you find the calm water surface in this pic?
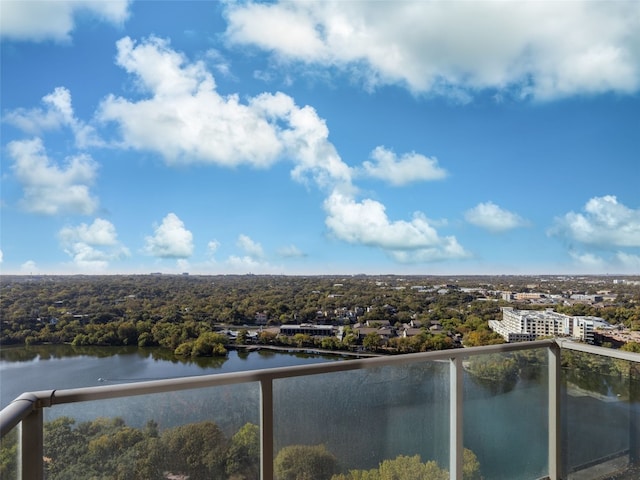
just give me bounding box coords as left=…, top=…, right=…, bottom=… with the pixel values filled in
left=1, top=345, right=636, bottom=480
left=0, top=344, right=340, bottom=408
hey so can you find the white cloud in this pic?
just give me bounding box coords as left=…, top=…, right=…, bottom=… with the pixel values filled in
left=567, top=250, right=640, bottom=274
left=324, top=190, right=468, bottom=261
left=251, top=92, right=352, bottom=189
left=144, top=213, right=194, bottom=259
left=550, top=195, right=640, bottom=248
left=59, top=218, right=120, bottom=246
left=4, top=87, right=102, bottom=148
left=59, top=218, right=130, bottom=269
left=0, top=0, right=131, bottom=42
left=99, top=36, right=464, bottom=266
left=226, top=255, right=265, bottom=272
left=360, top=146, right=447, bottom=186
left=204, top=48, right=233, bottom=78
left=225, top=1, right=640, bottom=99
left=278, top=244, right=306, bottom=258
left=616, top=252, right=640, bottom=271
left=237, top=234, right=264, bottom=259
left=569, top=250, right=606, bottom=270
left=207, top=240, right=221, bottom=256
left=98, top=36, right=352, bottom=189
left=176, top=259, right=190, bottom=272
left=98, top=36, right=284, bottom=168
left=7, top=138, right=98, bottom=215
left=20, top=260, right=38, bottom=274
left=465, top=201, right=529, bottom=233
left=0, top=249, right=3, bottom=263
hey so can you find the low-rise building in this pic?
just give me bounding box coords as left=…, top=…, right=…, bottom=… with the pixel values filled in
left=279, top=324, right=336, bottom=337
left=489, top=307, right=610, bottom=343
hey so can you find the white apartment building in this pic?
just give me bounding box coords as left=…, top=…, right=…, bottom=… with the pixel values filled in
left=571, top=316, right=612, bottom=344
left=489, top=308, right=610, bottom=343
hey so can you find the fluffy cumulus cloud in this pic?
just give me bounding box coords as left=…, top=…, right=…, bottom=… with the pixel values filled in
left=550, top=195, right=640, bottom=248
left=225, top=1, right=640, bottom=99
left=359, top=146, right=447, bottom=186
left=98, top=36, right=352, bottom=189
left=5, top=87, right=102, bottom=148
left=0, top=0, right=131, bottom=42
left=465, top=201, right=529, bottom=233
left=98, top=36, right=464, bottom=265
left=98, top=36, right=283, bottom=168
left=324, top=191, right=468, bottom=262
left=59, top=218, right=130, bottom=269
left=7, top=138, right=98, bottom=215
left=144, top=213, right=194, bottom=259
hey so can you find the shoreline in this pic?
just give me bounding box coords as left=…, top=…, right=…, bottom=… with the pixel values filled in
left=230, top=344, right=383, bottom=358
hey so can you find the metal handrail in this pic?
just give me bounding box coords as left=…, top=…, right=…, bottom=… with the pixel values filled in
left=1, top=339, right=554, bottom=422
left=2, top=338, right=639, bottom=480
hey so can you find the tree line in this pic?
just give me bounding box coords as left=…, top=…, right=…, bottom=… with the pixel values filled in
left=0, top=416, right=482, bottom=480
left=1, top=274, right=638, bottom=353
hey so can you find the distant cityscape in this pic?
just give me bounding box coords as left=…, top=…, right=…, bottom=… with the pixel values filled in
left=1, top=274, right=639, bottom=352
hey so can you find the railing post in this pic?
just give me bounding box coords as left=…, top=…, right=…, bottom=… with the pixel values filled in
left=549, top=342, right=563, bottom=480
left=450, top=356, right=463, bottom=480
left=629, top=362, right=640, bottom=465
left=260, top=378, right=274, bottom=480
left=19, top=407, right=44, bottom=480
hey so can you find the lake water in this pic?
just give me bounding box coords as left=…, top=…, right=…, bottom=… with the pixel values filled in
left=0, top=344, right=342, bottom=408
left=1, top=345, right=637, bottom=479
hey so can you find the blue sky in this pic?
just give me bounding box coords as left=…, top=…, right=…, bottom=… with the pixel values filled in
left=1, top=0, right=639, bottom=276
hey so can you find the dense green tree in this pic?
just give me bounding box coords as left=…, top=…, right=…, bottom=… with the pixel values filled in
left=363, top=332, right=382, bottom=351
left=161, top=421, right=229, bottom=480
left=2, top=274, right=638, bottom=353
left=621, top=341, right=640, bottom=353
left=226, top=422, right=260, bottom=479
left=293, top=333, right=313, bottom=348
left=463, top=447, right=482, bottom=480
left=321, top=336, right=341, bottom=350
left=463, top=330, right=504, bottom=347
left=331, top=450, right=480, bottom=480
left=0, top=429, right=17, bottom=479
left=274, top=444, right=338, bottom=480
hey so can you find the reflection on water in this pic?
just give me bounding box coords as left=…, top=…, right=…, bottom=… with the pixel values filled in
left=2, top=345, right=640, bottom=480
left=0, top=344, right=341, bottom=409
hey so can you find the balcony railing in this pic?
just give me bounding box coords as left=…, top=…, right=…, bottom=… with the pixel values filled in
left=2, top=339, right=640, bottom=480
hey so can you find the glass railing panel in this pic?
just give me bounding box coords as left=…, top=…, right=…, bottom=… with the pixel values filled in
left=41, top=382, right=260, bottom=480
left=464, top=348, right=550, bottom=480
left=563, top=350, right=640, bottom=479
left=272, top=361, right=451, bottom=479
left=0, top=426, right=18, bottom=478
